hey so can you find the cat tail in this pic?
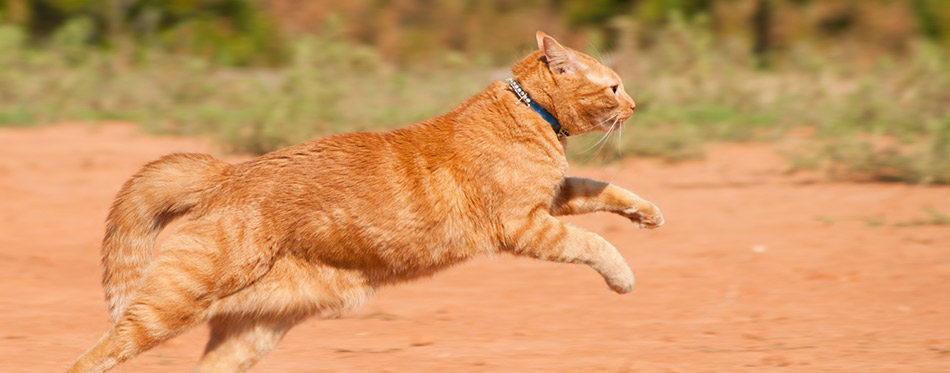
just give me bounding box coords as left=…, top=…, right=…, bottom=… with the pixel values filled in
left=100, top=153, right=231, bottom=322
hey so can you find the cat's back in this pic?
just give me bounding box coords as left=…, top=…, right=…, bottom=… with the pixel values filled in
left=233, top=122, right=478, bottom=211
left=232, top=123, right=462, bottom=202
left=217, top=122, right=497, bottom=275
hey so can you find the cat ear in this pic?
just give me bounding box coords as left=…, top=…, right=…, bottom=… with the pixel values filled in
left=536, top=31, right=579, bottom=74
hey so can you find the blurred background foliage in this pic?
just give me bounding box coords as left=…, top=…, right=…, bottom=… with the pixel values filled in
left=0, top=0, right=949, bottom=183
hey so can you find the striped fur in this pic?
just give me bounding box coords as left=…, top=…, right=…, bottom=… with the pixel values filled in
left=69, top=32, right=663, bottom=372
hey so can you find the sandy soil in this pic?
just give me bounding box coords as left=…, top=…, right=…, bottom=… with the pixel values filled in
left=1, top=123, right=948, bottom=372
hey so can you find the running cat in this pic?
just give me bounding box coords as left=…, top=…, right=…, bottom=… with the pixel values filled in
left=69, top=31, right=663, bottom=372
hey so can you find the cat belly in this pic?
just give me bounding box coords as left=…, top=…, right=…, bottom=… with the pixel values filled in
left=211, top=256, right=374, bottom=319
left=210, top=232, right=487, bottom=318
left=300, top=220, right=494, bottom=285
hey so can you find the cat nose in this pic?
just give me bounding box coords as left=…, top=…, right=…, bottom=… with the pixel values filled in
left=630, top=100, right=636, bottom=112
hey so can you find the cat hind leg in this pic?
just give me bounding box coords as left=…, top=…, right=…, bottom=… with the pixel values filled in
left=69, top=230, right=274, bottom=372
left=194, top=314, right=303, bottom=373
left=68, top=258, right=218, bottom=372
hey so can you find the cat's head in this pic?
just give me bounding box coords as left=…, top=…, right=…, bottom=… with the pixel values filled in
left=511, top=32, right=636, bottom=136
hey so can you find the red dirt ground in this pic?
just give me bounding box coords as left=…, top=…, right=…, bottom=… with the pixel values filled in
left=1, top=123, right=949, bottom=372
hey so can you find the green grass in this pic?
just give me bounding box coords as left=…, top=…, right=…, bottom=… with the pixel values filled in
left=0, top=23, right=485, bottom=154
left=897, top=207, right=950, bottom=227
left=1, top=19, right=949, bottom=184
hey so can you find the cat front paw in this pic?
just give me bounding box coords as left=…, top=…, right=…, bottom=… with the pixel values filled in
left=620, top=203, right=664, bottom=229
left=605, top=268, right=635, bottom=294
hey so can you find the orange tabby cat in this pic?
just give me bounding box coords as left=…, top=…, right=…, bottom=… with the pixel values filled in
left=69, top=31, right=663, bottom=372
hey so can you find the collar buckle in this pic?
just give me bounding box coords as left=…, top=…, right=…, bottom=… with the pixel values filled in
left=504, top=78, right=568, bottom=138
left=505, top=78, right=532, bottom=107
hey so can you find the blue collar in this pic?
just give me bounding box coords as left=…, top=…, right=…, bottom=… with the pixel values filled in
left=505, top=78, right=568, bottom=138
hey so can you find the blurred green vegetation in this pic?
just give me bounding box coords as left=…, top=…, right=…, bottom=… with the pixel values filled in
left=0, top=0, right=949, bottom=184
left=0, top=0, right=283, bottom=65
left=0, top=19, right=486, bottom=153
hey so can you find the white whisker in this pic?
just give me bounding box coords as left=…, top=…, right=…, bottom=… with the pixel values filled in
left=586, top=119, right=619, bottom=162
left=617, top=120, right=623, bottom=157
left=587, top=41, right=605, bottom=64
left=584, top=128, right=612, bottom=152
left=597, top=119, right=618, bottom=155
left=584, top=115, right=618, bottom=152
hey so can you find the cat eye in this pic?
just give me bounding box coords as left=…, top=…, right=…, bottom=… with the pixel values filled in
left=610, top=85, right=618, bottom=94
